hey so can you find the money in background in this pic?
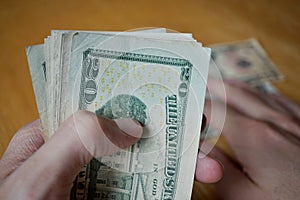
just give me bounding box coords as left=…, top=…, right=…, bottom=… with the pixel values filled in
left=209, top=38, right=283, bottom=88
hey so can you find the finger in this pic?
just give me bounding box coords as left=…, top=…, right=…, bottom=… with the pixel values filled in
left=208, top=78, right=300, bottom=137
left=204, top=99, right=285, bottom=170
left=203, top=99, right=226, bottom=138
left=270, top=93, right=300, bottom=120
left=226, top=80, right=291, bottom=115
left=226, top=79, right=261, bottom=96
left=0, top=120, right=44, bottom=180
left=195, top=151, right=223, bottom=183
left=1, top=110, right=143, bottom=199
left=208, top=78, right=280, bottom=118
left=209, top=147, right=260, bottom=200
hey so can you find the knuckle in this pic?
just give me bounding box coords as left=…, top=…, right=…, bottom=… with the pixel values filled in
left=72, top=110, right=93, bottom=121
left=14, top=120, right=41, bottom=138
left=67, top=110, right=102, bottom=142
left=69, top=110, right=97, bottom=129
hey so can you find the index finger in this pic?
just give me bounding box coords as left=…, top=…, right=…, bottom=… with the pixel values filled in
left=208, top=78, right=300, bottom=138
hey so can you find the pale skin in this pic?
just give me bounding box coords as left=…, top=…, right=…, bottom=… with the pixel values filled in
left=0, top=110, right=222, bottom=199
left=0, top=111, right=148, bottom=199
left=196, top=79, right=300, bottom=200
left=1, top=79, right=299, bottom=199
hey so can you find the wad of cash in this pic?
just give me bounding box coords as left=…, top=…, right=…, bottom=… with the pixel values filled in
left=26, top=28, right=210, bottom=200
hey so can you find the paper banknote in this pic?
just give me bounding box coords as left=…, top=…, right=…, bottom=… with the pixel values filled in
left=199, top=39, right=284, bottom=141
left=209, top=38, right=283, bottom=87
left=27, top=29, right=210, bottom=199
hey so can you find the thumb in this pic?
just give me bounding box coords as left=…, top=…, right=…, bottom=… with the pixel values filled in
left=1, top=110, right=143, bottom=199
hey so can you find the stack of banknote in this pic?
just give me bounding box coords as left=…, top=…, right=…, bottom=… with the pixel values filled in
left=26, top=27, right=283, bottom=199
left=26, top=28, right=211, bottom=200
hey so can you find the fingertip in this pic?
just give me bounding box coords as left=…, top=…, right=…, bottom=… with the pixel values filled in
left=71, top=111, right=143, bottom=158
left=114, top=118, right=143, bottom=139
left=15, top=119, right=43, bottom=139
left=195, top=152, right=224, bottom=183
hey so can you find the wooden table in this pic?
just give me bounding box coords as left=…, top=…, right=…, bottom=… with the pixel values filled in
left=0, top=0, right=299, bottom=199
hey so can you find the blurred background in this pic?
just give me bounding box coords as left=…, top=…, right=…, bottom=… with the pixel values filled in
left=0, top=0, right=299, bottom=199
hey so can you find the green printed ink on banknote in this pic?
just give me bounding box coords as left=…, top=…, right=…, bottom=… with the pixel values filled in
left=73, top=49, right=192, bottom=199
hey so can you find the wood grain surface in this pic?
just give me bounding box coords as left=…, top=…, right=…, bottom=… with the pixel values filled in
left=0, top=0, right=299, bottom=199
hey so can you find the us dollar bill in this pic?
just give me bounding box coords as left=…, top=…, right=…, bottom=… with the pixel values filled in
left=26, top=44, right=50, bottom=137
left=27, top=29, right=210, bottom=200
left=72, top=50, right=197, bottom=200
left=209, top=38, right=283, bottom=87
left=60, top=32, right=209, bottom=200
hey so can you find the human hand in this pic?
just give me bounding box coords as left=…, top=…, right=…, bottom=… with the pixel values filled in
left=0, top=111, right=143, bottom=199
left=0, top=110, right=223, bottom=199
left=199, top=79, right=300, bottom=200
